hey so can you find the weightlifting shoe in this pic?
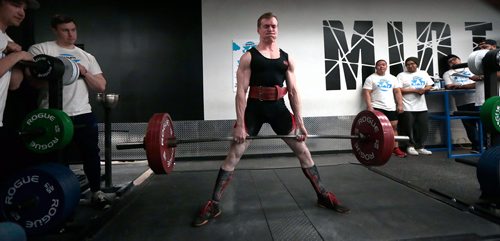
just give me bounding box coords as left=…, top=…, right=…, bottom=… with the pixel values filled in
left=416, top=148, right=432, bottom=155
left=192, top=200, right=221, bottom=227
left=393, top=147, right=407, bottom=158
left=406, top=146, right=419, bottom=156
left=317, top=192, right=350, bottom=214
left=91, top=190, right=112, bottom=210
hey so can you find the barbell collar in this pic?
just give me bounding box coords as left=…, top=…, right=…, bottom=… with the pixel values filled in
left=19, top=60, right=50, bottom=74
left=395, top=136, right=410, bottom=141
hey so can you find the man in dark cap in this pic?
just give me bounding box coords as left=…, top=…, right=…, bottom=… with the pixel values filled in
left=443, top=54, right=481, bottom=153
left=479, top=39, right=497, bottom=50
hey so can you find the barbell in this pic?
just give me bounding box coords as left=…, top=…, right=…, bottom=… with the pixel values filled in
left=116, top=110, right=410, bottom=174
left=465, top=49, right=500, bottom=75
left=19, top=54, right=80, bottom=86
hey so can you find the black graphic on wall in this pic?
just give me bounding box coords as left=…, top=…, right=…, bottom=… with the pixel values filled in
left=387, top=21, right=405, bottom=77
left=465, top=22, right=493, bottom=50
left=416, top=22, right=451, bottom=76
left=323, top=20, right=374, bottom=90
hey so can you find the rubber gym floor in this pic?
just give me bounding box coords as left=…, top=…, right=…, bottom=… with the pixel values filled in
left=29, top=150, right=500, bottom=241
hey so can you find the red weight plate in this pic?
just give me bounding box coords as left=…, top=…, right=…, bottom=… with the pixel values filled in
left=351, top=110, right=394, bottom=166
left=145, top=113, right=176, bottom=174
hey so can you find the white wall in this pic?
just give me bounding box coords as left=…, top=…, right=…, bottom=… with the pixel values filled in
left=202, top=0, right=500, bottom=120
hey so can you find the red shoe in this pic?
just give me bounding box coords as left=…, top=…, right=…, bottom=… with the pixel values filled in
left=192, top=200, right=221, bottom=227
left=393, top=147, right=407, bottom=158
left=318, top=192, right=350, bottom=213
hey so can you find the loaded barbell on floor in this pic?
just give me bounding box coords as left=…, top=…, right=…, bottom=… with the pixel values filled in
left=116, top=110, right=410, bottom=174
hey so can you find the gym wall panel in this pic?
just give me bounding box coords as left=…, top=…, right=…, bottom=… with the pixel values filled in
left=202, top=0, right=500, bottom=120
left=29, top=0, right=203, bottom=122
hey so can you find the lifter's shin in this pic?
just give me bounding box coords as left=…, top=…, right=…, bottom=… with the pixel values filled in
left=302, top=165, right=327, bottom=196
left=302, top=165, right=350, bottom=213
left=211, top=168, right=234, bottom=202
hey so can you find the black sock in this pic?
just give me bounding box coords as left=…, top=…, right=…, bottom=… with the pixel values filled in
left=211, top=168, right=234, bottom=202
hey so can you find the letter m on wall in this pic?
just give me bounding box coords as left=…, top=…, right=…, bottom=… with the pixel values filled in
left=323, top=21, right=374, bottom=90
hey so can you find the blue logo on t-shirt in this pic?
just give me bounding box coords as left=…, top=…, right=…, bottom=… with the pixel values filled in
left=453, top=70, right=472, bottom=84
left=411, top=76, right=426, bottom=89
left=59, top=53, right=80, bottom=63
left=377, top=79, right=393, bottom=92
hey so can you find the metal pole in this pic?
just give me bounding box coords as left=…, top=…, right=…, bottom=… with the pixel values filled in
left=104, top=107, right=112, bottom=188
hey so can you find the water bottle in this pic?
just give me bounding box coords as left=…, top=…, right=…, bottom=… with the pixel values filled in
left=433, top=77, right=441, bottom=90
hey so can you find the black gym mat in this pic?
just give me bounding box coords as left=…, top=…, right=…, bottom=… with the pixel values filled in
left=91, top=164, right=500, bottom=241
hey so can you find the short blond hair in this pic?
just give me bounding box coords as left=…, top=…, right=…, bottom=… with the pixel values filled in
left=257, top=12, right=278, bottom=28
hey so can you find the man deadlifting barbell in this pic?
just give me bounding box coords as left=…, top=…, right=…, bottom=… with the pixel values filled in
left=192, top=12, right=350, bottom=227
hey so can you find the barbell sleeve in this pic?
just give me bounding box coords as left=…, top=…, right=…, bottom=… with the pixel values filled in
left=18, top=128, right=46, bottom=137
left=19, top=60, right=38, bottom=68
left=115, top=134, right=410, bottom=150
left=18, top=60, right=50, bottom=74
left=451, top=63, right=468, bottom=69
left=394, top=135, right=410, bottom=141
left=116, top=142, right=145, bottom=150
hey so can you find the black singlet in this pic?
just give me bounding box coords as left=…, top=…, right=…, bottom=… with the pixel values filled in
left=244, top=47, right=295, bottom=135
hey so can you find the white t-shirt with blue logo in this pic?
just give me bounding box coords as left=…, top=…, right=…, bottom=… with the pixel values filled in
left=28, top=41, right=102, bottom=116
left=363, top=73, right=400, bottom=111
left=443, top=68, right=475, bottom=106
left=397, top=70, right=434, bottom=112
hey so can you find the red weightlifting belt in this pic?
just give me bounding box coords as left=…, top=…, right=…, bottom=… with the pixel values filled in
left=248, top=85, right=288, bottom=101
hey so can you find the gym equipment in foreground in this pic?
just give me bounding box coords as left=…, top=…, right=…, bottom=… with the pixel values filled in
left=0, top=163, right=80, bottom=235
left=18, top=109, right=74, bottom=154
left=480, top=96, right=500, bottom=133
left=20, top=54, right=80, bottom=86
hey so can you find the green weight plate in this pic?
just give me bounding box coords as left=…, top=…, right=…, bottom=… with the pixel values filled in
left=480, top=96, right=500, bottom=132
left=20, top=109, right=74, bottom=153
left=491, top=98, right=500, bottom=133
left=47, top=109, right=75, bottom=149
left=46, top=109, right=74, bottom=149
